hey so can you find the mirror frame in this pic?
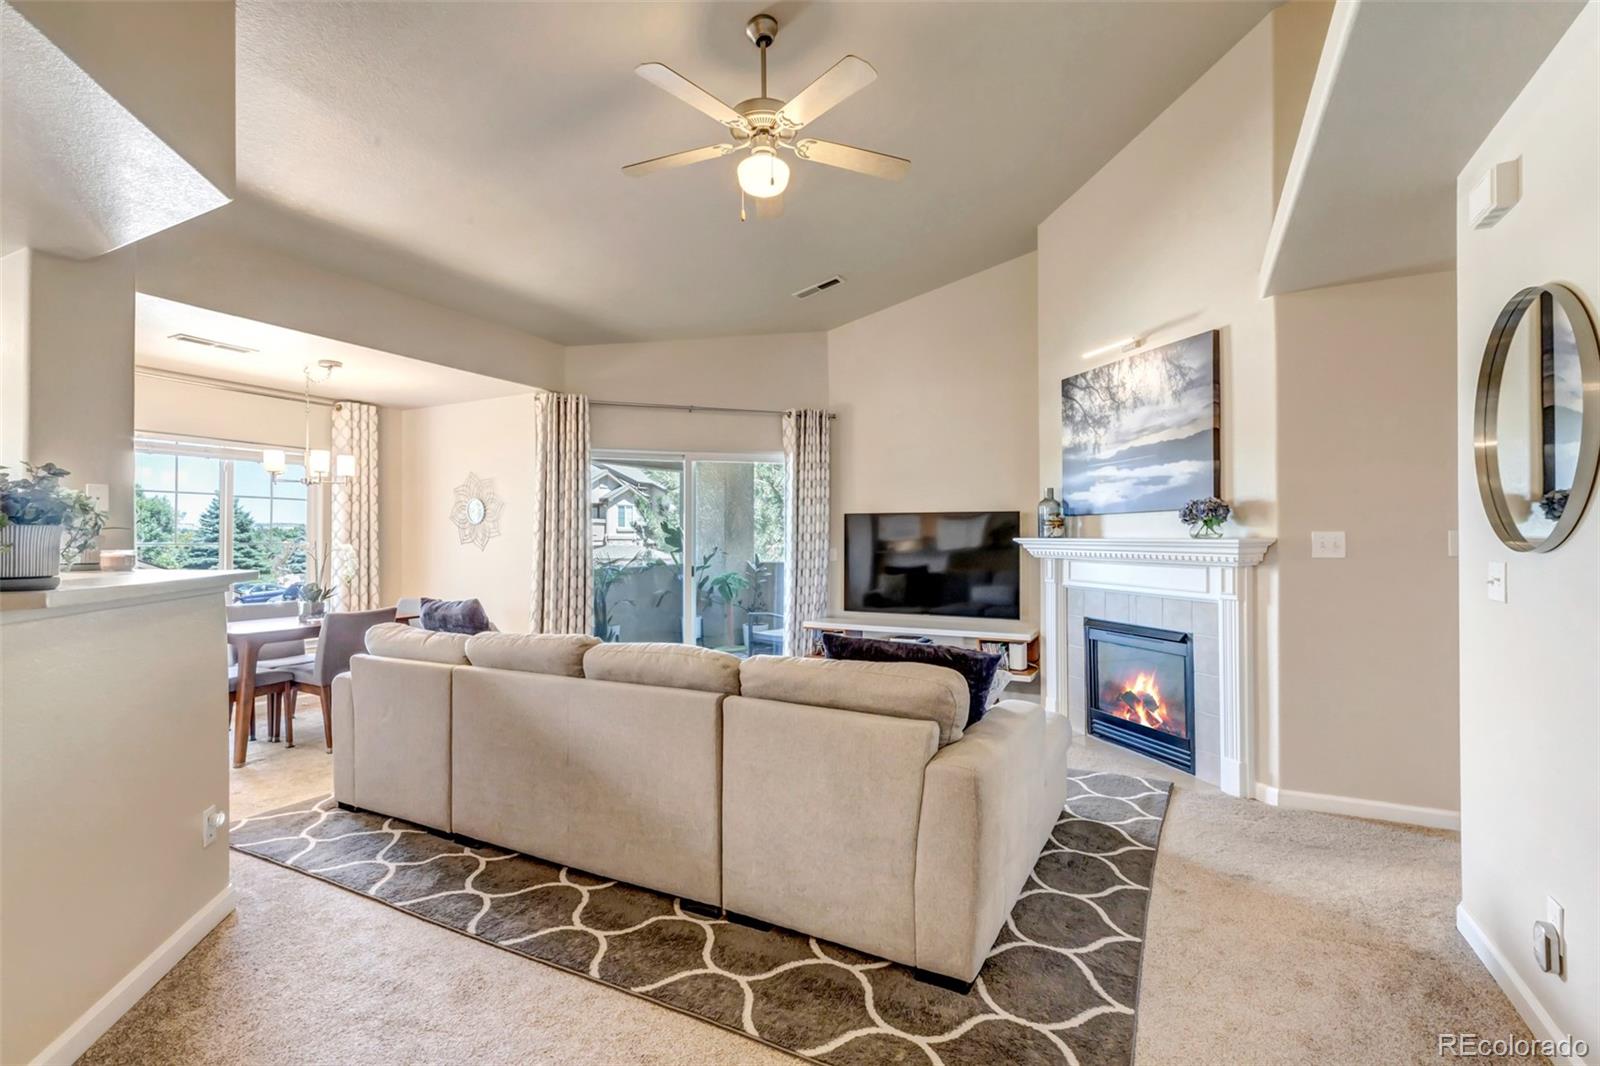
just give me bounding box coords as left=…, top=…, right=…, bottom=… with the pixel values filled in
left=1474, top=283, right=1600, bottom=553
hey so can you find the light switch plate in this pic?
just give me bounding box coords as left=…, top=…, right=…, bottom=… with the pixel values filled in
left=84, top=483, right=110, bottom=513
left=1487, top=561, right=1507, bottom=603
left=1311, top=531, right=1346, bottom=558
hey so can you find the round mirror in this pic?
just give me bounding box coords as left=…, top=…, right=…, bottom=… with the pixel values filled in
left=466, top=497, right=486, bottom=525
left=1475, top=284, right=1600, bottom=552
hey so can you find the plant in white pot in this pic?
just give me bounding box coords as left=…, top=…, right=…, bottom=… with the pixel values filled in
left=293, top=541, right=339, bottom=622
left=0, top=463, right=107, bottom=590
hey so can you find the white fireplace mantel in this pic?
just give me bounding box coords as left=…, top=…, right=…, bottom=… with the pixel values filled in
left=1017, top=537, right=1274, bottom=797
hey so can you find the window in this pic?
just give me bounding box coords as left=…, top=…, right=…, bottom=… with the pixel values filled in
left=134, top=436, right=317, bottom=601
left=590, top=453, right=787, bottom=658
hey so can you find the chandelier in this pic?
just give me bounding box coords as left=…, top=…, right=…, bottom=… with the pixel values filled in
left=262, top=360, right=355, bottom=486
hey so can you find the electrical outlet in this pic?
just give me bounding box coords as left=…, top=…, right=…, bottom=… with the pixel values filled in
left=201, top=805, right=226, bottom=847
left=1310, top=531, right=1346, bottom=558
left=1487, top=561, right=1507, bottom=603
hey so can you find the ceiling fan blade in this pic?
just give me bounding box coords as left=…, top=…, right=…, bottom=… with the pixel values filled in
left=755, top=193, right=785, bottom=220
left=622, top=144, right=737, bottom=176
left=777, top=55, right=877, bottom=129
left=635, top=63, right=746, bottom=129
left=793, top=138, right=910, bottom=181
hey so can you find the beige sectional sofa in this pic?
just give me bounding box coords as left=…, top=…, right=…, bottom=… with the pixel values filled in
left=332, top=623, right=1071, bottom=983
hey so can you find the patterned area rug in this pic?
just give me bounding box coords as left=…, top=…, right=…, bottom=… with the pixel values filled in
left=231, top=770, right=1170, bottom=1066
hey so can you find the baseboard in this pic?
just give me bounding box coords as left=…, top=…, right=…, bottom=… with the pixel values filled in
left=1456, top=903, right=1587, bottom=1066
left=1253, top=784, right=1460, bottom=830
left=30, top=883, right=237, bottom=1066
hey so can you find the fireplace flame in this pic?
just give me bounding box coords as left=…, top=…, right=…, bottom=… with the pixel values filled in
left=1112, top=671, right=1169, bottom=730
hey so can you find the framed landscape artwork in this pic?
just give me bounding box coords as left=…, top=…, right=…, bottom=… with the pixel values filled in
left=1060, top=330, right=1220, bottom=515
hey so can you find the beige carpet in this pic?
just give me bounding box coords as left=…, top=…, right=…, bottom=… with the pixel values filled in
left=79, top=699, right=1539, bottom=1065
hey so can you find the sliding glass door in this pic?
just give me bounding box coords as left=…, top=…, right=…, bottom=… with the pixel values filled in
left=590, top=453, right=786, bottom=657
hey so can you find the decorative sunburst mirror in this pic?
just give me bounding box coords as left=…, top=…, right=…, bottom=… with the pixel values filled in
left=449, top=472, right=504, bottom=551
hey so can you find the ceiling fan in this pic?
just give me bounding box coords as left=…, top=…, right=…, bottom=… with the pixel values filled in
left=622, top=13, right=910, bottom=218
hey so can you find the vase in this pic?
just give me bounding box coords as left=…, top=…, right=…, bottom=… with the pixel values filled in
left=1188, top=521, right=1225, bottom=539
left=1037, top=488, right=1066, bottom=538
left=298, top=598, right=327, bottom=623
left=0, top=523, right=65, bottom=590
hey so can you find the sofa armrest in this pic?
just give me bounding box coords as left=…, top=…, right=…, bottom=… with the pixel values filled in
left=332, top=671, right=354, bottom=803
left=914, top=699, right=1046, bottom=981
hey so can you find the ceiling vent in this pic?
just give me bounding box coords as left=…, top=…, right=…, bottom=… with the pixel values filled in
left=169, top=332, right=258, bottom=355
left=793, top=275, right=844, bottom=299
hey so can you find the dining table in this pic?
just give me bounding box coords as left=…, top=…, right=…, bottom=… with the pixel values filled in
left=226, top=608, right=422, bottom=767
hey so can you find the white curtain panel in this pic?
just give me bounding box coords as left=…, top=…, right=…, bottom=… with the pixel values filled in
left=529, top=391, right=593, bottom=635
left=331, top=400, right=380, bottom=610
left=783, top=409, right=831, bottom=657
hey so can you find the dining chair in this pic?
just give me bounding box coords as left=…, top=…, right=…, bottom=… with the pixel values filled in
left=284, top=606, right=397, bottom=750
left=227, top=601, right=315, bottom=669
left=228, top=666, right=295, bottom=742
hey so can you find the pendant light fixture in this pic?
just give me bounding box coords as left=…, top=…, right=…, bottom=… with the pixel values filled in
left=261, top=359, right=356, bottom=486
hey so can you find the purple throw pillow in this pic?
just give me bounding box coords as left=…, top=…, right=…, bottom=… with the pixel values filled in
left=820, top=632, right=1003, bottom=728
left=419, top=597, right=494, bottom=635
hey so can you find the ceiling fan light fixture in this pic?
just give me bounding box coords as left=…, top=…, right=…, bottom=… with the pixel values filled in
left=737, top=147, right=789, bottom=199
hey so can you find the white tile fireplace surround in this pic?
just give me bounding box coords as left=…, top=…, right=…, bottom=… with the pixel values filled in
left=1017, top=537, right=1274, bottom=797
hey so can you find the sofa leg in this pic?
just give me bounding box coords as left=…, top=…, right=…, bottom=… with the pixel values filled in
left=913, top=968, right=976, bottom=996
left=451, top=832, right=491, bottom=849
left=725, top=911, right=772, bottom=931
left=679, top=898, right=720, bottom=919
left=336, top=801, right=360, bottom=813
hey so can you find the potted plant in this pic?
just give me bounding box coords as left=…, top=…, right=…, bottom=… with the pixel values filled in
left=740, top=558, right=771, bottom=649
left=0, top=463, right=107, bottom=590
left=296, top=542, right=338, bottom=622
left=1179, top=497, right=1231, bottom=539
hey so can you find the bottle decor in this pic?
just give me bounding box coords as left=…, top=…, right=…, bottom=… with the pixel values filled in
left=1180, top=497, right=1231, bottom=539
left=1037, top=487, right=1066, bottom=538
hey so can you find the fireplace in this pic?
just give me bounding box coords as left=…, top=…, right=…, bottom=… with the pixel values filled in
left=1084, top=619, right=1195, bottom=774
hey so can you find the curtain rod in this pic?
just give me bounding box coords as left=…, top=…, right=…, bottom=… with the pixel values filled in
left=135, top=366, right=339, bottom=408
left=590, top=399, right=835, bottom=419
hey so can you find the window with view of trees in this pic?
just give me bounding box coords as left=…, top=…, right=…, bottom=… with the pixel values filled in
left=134, top=442, right=312, bottom=600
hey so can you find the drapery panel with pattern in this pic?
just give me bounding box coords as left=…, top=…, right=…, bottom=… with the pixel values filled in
left=529, top=391, right=592, bottom=635
left=783, top=409, right=831, bottom=656
left=331, top=400, right=380, bottom=610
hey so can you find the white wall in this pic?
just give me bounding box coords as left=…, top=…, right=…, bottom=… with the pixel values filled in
left=827, top=253, right=1039, bottom=621
left=136, top=212, right=564, bottom=389
left=392, top=393, right=538, bottom=631
left=1455, top=5, right=1599, bottom=1055
left=564, top=332, right=827, bottom=455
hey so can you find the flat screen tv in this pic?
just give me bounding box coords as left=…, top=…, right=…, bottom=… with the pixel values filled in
left=843, top=511, right=1021, bottom=619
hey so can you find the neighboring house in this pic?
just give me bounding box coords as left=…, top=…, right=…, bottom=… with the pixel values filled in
left=590, top=461, right=672, bottom=561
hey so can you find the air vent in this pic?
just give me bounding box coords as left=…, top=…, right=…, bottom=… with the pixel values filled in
left=168, top=333, right=258, bottom=355
left=793, top=275, right=844, bottom=299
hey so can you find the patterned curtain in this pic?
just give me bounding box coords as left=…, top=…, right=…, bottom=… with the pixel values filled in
left=529, top=391, right=592, bottom=634
left=331, top=401, right=380, bottom=610
left=783, top=409, right=831, bottom=657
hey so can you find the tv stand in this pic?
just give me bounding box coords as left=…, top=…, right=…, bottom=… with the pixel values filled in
left=801, top=613, right=1040, bottom=681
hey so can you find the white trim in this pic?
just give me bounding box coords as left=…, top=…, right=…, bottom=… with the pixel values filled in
left=1255, top=784, right=1461, bottom=830
left=1019, top=537, right=1274, bottom=799
left=29, top=883, right=236, bottom=1066
left=1456, top=903, right=1587, bottom=1066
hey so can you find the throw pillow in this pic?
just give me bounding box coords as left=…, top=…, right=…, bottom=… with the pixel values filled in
left=420, top=596, right=495, bottom=635
left=820, top=632, right=1003, bottom=728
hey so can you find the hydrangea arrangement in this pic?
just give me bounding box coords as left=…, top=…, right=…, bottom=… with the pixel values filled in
left=1179, top=496, right=1231, bottom=539
left=1538, top=489, right=1568, bottom=522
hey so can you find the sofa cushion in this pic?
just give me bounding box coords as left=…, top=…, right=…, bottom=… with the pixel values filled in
left=821, top=632, right=1003, bottom=728
left=365, top=621, right=470, bottom=665
left=582, top=642, right=741, bottom=695
left=738, top=655, right=967, bottom=745
left=465, top=631, right=599, bottom=677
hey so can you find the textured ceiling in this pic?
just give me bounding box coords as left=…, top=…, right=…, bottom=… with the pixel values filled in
left=233, top=1, right=1278, bottom=344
